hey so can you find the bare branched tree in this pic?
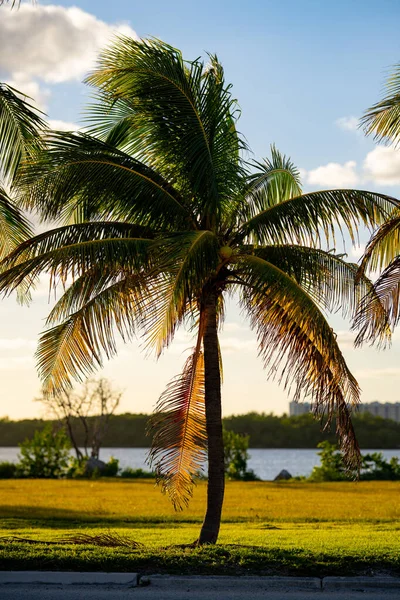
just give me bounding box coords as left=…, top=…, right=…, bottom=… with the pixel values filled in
left=38, top=378, right=122, bottom=460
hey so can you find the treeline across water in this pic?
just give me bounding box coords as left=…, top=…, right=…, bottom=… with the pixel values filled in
left=0, top=411, right=399, bottom=449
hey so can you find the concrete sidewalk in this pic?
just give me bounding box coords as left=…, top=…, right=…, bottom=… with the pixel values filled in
left=0, top=572, right=399, bottom=590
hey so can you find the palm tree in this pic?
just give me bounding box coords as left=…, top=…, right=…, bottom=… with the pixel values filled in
left=0, top=38, right=397, bottom=544
left=354, top=64, right=400, bottom=343
left=0, top=82, right=45, bottom=261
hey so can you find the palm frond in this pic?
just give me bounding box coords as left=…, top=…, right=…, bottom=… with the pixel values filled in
left=0, top=222, right=154, bottom=297
left=353, top=211, right=400, bottom=346
left=354, top=255, right=400, bottom=344
left=85, top=96, right=144, bottom=156
left=0, top=82, right=46, bottom=182
left=16, top=131, right=196, bottom=229
left=361, top=63, right=400, bottom=146
left=237, top=189, right=398, bottom=247
left=248, top=145, right=303, bottom=211
left=0, top=185, right=32, bottom=259
left=45, top=266, right=144, bottom=326
left=145, top=231, right=219, bottom=355
left=198, top=53, right=247, bottom=220
left=238, top=254, right=361, bottom=469
left=253, top=245, right=391, bottom=345
left=147, top=325, right=207, bottom=510
left=357, top=211, right=400, bottom=277
left=36, top=276, right=148, bottom=395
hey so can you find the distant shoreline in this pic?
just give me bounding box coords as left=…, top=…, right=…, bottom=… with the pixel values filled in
left=1, top=412, right=400, bottom=449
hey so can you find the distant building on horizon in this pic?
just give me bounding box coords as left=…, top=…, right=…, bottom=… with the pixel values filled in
left=289, top=401, right=400, bottom=422
left=289, top=401, right=312, bottom=417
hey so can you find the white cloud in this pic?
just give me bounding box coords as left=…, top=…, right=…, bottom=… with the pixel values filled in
left=355, top=367, right=400, bottom=379
left=335, top=330, right=356, bottom=349
left=223, top=323, right=247, bottom=333
left=302, top=144, right=400, bottom=191
left=0, top=5, right=138, bottom=84
left=335, top=116, right=359, bottom=132
left=306, top=161, right=359, bottom=188
left=350, top=243, right=366, bottom=261
left=298, top=167, right=308, bottom=184
left=0, top=338, right=36, bottom=350
left=363, top=146, right=400, bottom=185
left=0, top=356, right=34, bottom=370
left=48, top=119, right=79, bottom=131
left=161, top=329, right=257, bottom=357
left=220, top=337, right=257, bottom=354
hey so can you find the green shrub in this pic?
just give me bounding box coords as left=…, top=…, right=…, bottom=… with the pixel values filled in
left=66, top=457, right=88, bottom=478
left=361, top=453, right=400, bottom=480
left=0, top=461, right=17, bottom=478
left=308, top=441, right=347, bottom=482
left=223, top=428, right=259, bottom=481
left=102, top=456, right=120, bottom=477
left=67, top=456, right=121, bottom=478
left=308, top=442, right=400, bottom=482
left=120, top=467, right=155, bottom=479
left=17, top=424, right=71, bottom=478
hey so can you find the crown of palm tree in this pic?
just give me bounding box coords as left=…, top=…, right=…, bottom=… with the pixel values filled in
left=0, top=38, right=398, bottom=513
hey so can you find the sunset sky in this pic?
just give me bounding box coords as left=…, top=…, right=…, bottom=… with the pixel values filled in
left=1, top=0, right=400, bottom=420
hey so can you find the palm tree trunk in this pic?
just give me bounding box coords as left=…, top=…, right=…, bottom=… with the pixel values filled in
left=198, top=292, right=225, bottom=544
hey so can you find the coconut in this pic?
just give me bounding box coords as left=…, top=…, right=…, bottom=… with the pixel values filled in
left=219, top=245, right=233, bottom=260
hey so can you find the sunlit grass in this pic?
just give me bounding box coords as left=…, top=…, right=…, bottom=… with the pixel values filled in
left=1, top=479, right=399, bottom=523
left=0, top=479, right=399, bottom=574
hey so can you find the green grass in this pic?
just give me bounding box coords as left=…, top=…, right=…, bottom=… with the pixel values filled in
left=0, top=479, right=399, bottom=575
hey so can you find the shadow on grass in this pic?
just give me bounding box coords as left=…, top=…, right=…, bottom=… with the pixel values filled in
left=0, top=505, right=204, bottom=527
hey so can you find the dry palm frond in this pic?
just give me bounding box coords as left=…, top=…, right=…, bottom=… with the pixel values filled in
left=1, top=532, right=143, bottom=549
left=1, top=536, right=61, bottom=545
left=240, top=255, right=361, bottom=471
left=61, top=532, right=143, bottom=548
left=148, top=321, right=207, bottom=509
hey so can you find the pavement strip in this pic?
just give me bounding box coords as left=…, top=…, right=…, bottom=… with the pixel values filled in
left=0, top=573, right=400, bottom=591
left=0, top=572, right=138, bottom=586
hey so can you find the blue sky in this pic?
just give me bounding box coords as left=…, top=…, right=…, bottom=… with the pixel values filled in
left=1, top=0, right=400, bottom=420
left=40, top=0, right=400, bottom=168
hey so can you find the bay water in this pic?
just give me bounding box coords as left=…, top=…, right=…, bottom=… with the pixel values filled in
left=1, top=447, right=399, bottom=480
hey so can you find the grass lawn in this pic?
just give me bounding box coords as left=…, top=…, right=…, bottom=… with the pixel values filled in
left=0, top=479, right=399, bottom=575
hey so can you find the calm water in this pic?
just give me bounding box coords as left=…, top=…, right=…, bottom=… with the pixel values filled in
left=2, top=447, right=400, bottom=480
